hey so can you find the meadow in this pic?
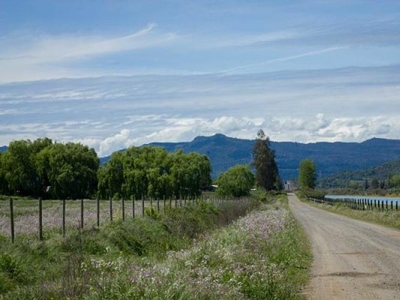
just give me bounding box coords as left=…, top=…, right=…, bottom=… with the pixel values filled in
left=0, top=194, right=311, bottom=299
left=0, top=196, right=225, bottom=240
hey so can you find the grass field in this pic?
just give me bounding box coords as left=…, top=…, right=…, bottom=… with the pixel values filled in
left=0, top=194, right=312, bottom=299
left=0, top=197, right=230, bottom=239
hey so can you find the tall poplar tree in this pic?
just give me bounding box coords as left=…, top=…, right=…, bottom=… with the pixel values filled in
left=252, top=129, right=281, bottom=191
left=298, top=158, right=317, bottom=190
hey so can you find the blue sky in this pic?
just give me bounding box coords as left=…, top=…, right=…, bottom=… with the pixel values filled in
left=0, top=0, right=400, bottom=156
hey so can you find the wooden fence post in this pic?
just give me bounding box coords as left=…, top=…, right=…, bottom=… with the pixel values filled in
left=122, top=198, right=125, bottom=222
left=39, top=197, right=43, bottom=241
left=163, top=196, right=166, bottom=213
left=10, top=198, right=14, bottom=243
left=157, top=198, right=160, bottom=212
left=110, top=198, right=113, bottom=222
left=132, top=196, right=135, bottom=219
left=80, top=198, right=84, bottom=229
left=62, top=199, right=66, bottom=236
left=142, top=196, right=145, bottom=217
left=97, top=197, right=100, bottom=227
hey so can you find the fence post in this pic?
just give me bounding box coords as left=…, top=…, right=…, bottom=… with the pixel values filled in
left=157, top=198, right=160, bottom=212
left=97, top=197, right=100, bottom=227
left=10, top=198, right=14, bottom=243
left=163, top=196, right=166, bottom=213
left=80, top=198, right=84, bottom=229
left=122, top=198, right=125, bottom=222
left=110, top=198, right=113, bottom=222
left=132, top=196, right=135, bottom=219
left=62, top=199, right=66, bottom=236
left=39, top=197, right=43, bottom=241
left=142, top=196, right=145, bottom=217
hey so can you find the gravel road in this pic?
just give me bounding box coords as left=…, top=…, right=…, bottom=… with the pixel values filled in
left=288, top=193, right=400, bottom=300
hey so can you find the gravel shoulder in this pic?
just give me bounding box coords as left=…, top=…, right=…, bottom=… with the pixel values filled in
left=288, top=193, right=400, bottom=300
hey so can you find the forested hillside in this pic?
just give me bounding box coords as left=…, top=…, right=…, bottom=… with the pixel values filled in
left=146, top=135, right=400, bottom=180
left=318, top=159, right=400, bottom=189
left=4, top=135, right=400, bottom=181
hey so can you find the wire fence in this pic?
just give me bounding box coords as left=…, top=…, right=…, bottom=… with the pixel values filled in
left=0, top=195, right=251, bottom=243
left=308, top=195, right=400, bottom=212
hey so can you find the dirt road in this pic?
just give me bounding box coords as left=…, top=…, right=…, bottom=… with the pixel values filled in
left=288, top=193, right=400, bottom=300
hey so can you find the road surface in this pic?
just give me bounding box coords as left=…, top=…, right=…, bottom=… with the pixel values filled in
left=288, top=193, right=400, bottom=300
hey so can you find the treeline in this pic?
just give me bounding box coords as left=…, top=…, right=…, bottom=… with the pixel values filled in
left=0, top=138, right=211, bottom=200
left=318, top=159, right=400, bottom=190
left=98, top=147, right=211, bottom=200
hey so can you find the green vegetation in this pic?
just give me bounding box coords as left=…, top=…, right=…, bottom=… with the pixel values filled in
left=216, top=165, right=255, bottom=197
left=318, top=159, right=400, bottom=190
left=252, top=130, right=281, bottom=191
left=0, top=194, right=311, bottom=299
left=298, top=159, right=317, bottom=190
left=0, top=138, right=99, bottom=199
left=0, top=138, right=212, bottom=201
left=98, top=147, right=211, bottom=200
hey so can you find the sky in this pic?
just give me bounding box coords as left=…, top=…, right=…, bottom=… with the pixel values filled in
left=0, top=0, right=400, bottom=156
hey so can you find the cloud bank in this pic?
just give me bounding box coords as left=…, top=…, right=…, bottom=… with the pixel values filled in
left=1, top=65, right=399, bottom=156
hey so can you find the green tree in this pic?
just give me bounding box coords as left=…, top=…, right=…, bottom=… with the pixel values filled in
left=3, top=140, right=40, bottom=196
left=252, top=129, right=281, bottom=191
left=216, top=165, right=255, bottom=197
left=298, top=159, right=317, bottom=190
left=0, top=152, right=8, bottom=195
left=370, top=178, right=380, bottom=189
left=98, top=146, right=211, bottom=200
left=391, top=174, right=400, bottom=189
left=348, top=180, right=360, bottom=190
left=37, top=142, right=99, bottom=199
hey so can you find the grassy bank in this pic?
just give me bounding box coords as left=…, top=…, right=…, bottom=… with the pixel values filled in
left=1, top=194, right=311, bottom=299
left=297, top=191, right=400, bottom=230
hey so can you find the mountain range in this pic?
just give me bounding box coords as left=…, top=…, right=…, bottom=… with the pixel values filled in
left=2, top=134, right=400, bottom=181
left=146, top=134, right=400, bottom=180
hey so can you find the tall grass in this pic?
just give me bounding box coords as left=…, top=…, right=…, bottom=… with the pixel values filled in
left=0, top=195, right=311, bottom=299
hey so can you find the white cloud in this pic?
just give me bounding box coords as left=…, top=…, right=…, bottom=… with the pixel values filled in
left=0, top=24, right=175, bottom=64
left=0, top=24, right=177, bottom=83
left=220, top=46, right=348, bottom=74
left=194, top=30, right=302, bottom=49
left=98, top=129, right=133, bottom=156
left=1, top=66, right=400, bottom=156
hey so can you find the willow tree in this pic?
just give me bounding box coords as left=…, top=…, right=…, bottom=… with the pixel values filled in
left=252, top=130, right=281, bottom=191
left=216, top=165, right=255, bottom=197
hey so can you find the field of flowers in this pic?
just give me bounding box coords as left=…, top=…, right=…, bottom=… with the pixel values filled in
left=0, top=195, right=312, bottom=299
left=0, top=199, right=146, bottom=237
